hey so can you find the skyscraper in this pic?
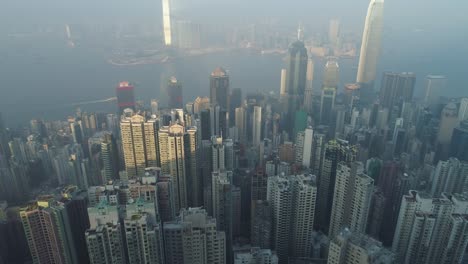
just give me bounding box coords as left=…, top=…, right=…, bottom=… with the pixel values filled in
left=235, top=107, right=247, bottom=142
left=320, top=87, right=337, bottom=125
left=436, top=102, right=458, bottom=160
left=124, top=200, right=164, bottom=264
left=162, top=0, right=172, bottom=46
left=296, top=127, right=313, bottom=167
left=328, top=19, right=341, bottom=47
left=212, top=170, right=234, bottom=263
left=163, top=208, right=226, bottom=264
left=316, top=139, right=357, bottom=233
left=280, top=69, right=287, bottom=97
left=158, top=124, right=199, bottom=210
left=116, top=81, right=136, bottom=114
left=100, top=132, right=119, bottom=182
left=234, top=248, right=278, bottom=264
left=459, top=97, right=468, bottom=122
left=304, top=58, right=314, bottom=114
left=430, top=158, right=468, bottom=196
left=251, top=200, right=272, bottom=250
left=285, top=41, right=308, bottom=136
left=229, top=88, right=242, bottom=126
left=86, top=202, right=124, bottom=264
left=323, top=57, right=340, bottom=89
left=320, top=58, right=339, bottom=125
left=450, top=119, right=468, bottom=161
left=329, top=162, right=374, bottom=238
left=424, top=75, right=447, bottom=105
left=356, top=0, right=385, bottom=98
left=379, top=72, right=416, bottom=109
left=328, top=228, right=395, bottom=264
left=210, top=67, right=230, bottom=110
left=120, top=113, right=159, bottom=179
left=252, top=106, right=262, bottom=146
left=392, top=191, right=468, bottom=264
left=21, top=198, right=80, bottom=264
left=267, top=174, right=317, bottom=262
left=167, top=77, right=183, bottom=109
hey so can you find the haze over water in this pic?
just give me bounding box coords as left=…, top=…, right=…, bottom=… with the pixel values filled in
left=1, top=0, right=467, bottom=126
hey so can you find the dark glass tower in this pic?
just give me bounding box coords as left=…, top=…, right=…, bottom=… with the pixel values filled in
left=210, top=67, right=230, bottom=110
left=167, top=76, right=183, bottom=109
left=286, top=41, right=308, bottom=111
left=285, top=41, right=308, bottom=137
left=450, top=120, right=468, bottom=161
left=379, top=72, right=416, bottom=109
left=116, top=81, right=136, bottom=114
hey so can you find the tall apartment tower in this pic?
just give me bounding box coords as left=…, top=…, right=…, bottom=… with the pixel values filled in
left=120, top=113, right=159, bottom=179
left=163, top=207, right=226, bottom=264
left=329, top=162, right=374, bottom=238
left=124, top=200, right=164, bottom=264
left=20, top=198, right=82, bottom=264
left=430, top=158, right=468, bottom=197
left=251, top=200, right=273, bottom=250
left=316, top=139, right=357, bottom=234
left=234, top=248, right=279, bottom=264
left=328, top=228, right=395, bottom=264
left=158, top=124, right=198, bottom=210
left=85, top=202, right=125, bottom=264
left=296, top=127, right=314, bottom=167
left=392, top=191, right=468, bottom=264
left=210, top=67, right=230, bottom=110
left=212, top=170, right=234, bottom=263
left=267, top=174, right=317, bottom=263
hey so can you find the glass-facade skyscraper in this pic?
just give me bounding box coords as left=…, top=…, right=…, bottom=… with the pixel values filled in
left=356, top=0, right=385, bottom=100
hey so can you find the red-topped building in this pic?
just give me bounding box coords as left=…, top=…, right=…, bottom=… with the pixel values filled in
left=116, top=81, right=135, bottom=114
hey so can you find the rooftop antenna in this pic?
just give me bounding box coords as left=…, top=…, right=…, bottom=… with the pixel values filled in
left=297, top=23, right=304, bottom=41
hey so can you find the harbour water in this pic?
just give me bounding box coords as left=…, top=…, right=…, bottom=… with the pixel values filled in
left=0, top=28, right=467, bottom=126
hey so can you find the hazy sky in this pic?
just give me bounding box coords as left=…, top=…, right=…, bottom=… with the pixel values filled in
left=1, top=0, right=467, bottom=32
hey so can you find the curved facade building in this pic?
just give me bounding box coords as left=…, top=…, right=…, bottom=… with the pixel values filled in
left=356, top=0, right=385, bottom=90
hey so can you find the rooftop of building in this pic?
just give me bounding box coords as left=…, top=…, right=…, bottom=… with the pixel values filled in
left=211, top=67, right=228, bottom=77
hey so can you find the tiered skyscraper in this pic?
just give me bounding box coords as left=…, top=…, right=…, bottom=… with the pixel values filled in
left=356, top=0, right=385, bottom=99
left=162, top=0, right=172, bottom=46
left=329, top=162, right=374, bottom=237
